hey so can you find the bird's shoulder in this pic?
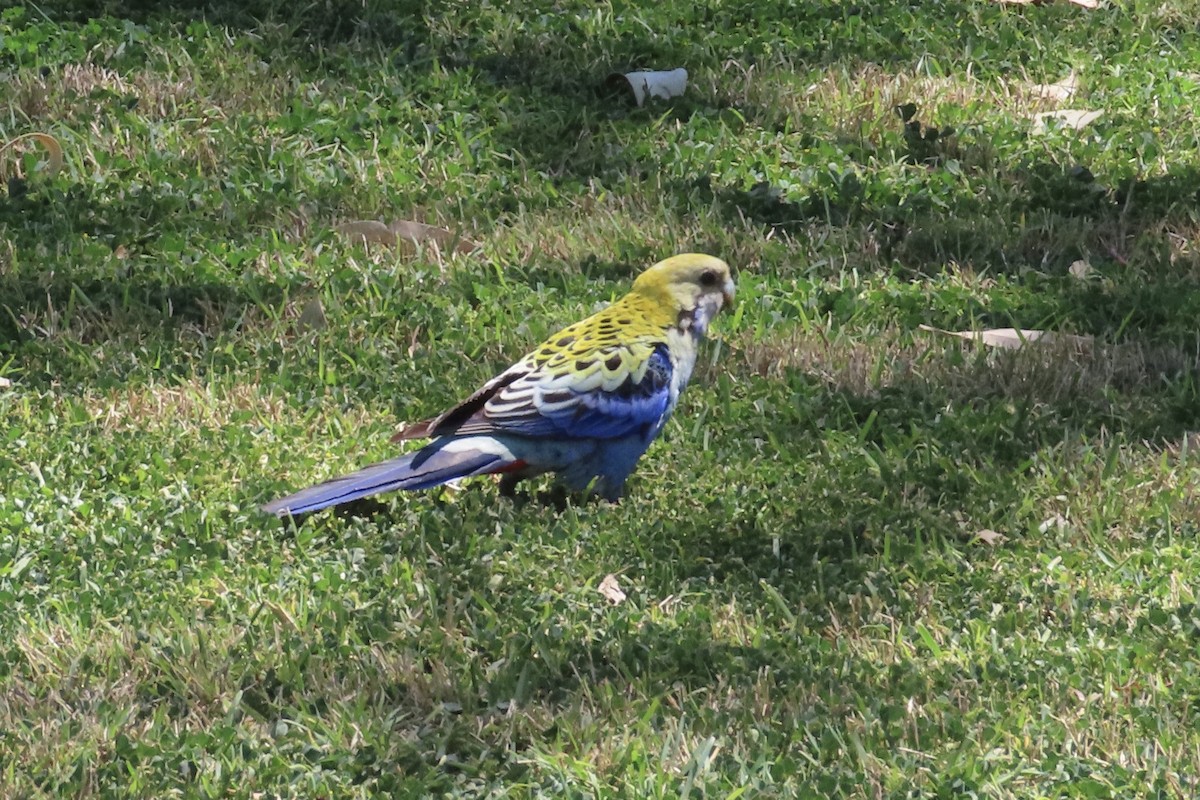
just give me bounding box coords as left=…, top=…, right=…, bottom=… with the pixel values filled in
left=521, top=294, right=679, bottom=375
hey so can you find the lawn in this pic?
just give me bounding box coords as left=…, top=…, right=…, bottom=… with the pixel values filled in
left=3, top=0, right=1200, bottom=796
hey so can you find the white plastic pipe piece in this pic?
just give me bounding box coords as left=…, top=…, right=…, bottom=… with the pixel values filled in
left=611, top=68, right=688, bottom=106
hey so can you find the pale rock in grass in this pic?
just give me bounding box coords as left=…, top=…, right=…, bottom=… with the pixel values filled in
left=1031, top=72, right=1078, bottom=102
left=975, top=529, right=1006, bottom=546
left=1069, top=259, right=1095, bottom=280
left=598, top=573, right=627, bottom=605
left=1032, top=109, right=1103, bottom=134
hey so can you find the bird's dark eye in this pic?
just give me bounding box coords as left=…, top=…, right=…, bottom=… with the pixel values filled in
left=699, top=269, right=718, bottom=287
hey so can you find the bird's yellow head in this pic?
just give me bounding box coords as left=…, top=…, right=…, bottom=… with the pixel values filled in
left=630, top=253, right=735, bottom=333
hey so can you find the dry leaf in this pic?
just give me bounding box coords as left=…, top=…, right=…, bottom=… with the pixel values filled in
left=597, top=573, right=627, bottom=605
left=388, top=220, right=477, bottom=253
left=996, top=0, right=1098, bottom=6
left=1032, top=109, right=1103, bottom=133
left=334, top=220, right=393, bottom=244
left=334, top=219, right=477, bottom=254
left=0, top=132, right=64, bottom=180
left=265, top=601, right=299, bottom=633
left=919, top=324, right=1094, bottom=351
left=297, top=298, right=327, bottom=331
left=1031, top=72, right=1078, bottom=102
left=1039, top=514, right=1067, bottom=533
left=1068, top=259, right=1094, bottom=279
left=0, top=377, right=11, bottom=388
left=975, top=529, right=1006, bottom=546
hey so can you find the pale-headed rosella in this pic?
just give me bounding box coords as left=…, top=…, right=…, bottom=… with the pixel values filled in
left=262, top=253, right=735, bottom=516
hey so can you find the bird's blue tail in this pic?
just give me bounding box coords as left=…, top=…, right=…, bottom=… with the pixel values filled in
left=261, top=440, right=511, bottom=517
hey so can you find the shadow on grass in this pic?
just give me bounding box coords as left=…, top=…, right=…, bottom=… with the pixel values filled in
left=27, top=0, right=989, bottom=69
left=8, top=0, right=1200, bottom=485
left=0, top=153, right=300, bottom=384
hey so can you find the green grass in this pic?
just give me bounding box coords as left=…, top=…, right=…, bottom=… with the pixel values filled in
left=4, top=0, right=1200, bottom=796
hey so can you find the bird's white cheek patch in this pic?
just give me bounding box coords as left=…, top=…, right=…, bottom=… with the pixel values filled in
left=690, top=298, right=722, bottom=337
left=666, top=329, right=698, bottom=392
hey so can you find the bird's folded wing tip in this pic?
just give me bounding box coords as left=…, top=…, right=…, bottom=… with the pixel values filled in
left=391, top=420, right=435, bottom=442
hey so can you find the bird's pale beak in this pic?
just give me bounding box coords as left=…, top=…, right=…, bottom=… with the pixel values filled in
left=722, top=279, right=736, bottom=310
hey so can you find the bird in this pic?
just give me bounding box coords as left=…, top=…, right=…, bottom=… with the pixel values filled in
left=261, top=253, right=735, bottom=516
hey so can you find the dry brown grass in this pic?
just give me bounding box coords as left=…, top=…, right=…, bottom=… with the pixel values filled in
left=733, top=321, right=1198, bottom=407
left=1, top=614, right=572, bottom=793
left=712, top=62, right=1072, bottom=141
left=489, top=187, right=782, bottom=272
left=80, top=380, right=285, bottom=434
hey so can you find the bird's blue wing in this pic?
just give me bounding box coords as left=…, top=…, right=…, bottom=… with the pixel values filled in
left=445, top=344, right=674, bottom=440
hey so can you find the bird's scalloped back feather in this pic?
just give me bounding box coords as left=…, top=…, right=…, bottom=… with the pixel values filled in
left=452, top=344, right=673, bottom=439
left=392, top=368, right=525, bottom=442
